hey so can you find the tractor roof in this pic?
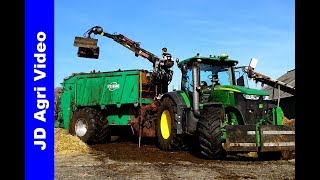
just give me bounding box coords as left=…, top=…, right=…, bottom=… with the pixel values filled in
left=178, top=54, right=238, bottom=67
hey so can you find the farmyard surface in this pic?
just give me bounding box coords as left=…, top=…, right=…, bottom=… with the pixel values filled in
left=55, top=141, right=295, bottom=180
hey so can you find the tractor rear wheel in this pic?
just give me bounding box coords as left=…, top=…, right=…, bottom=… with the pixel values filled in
left=69, top=107, right=110, bottom=144
left=156, top=97, right=184, bottom=150
left=197, top=105, right=226, bottom=159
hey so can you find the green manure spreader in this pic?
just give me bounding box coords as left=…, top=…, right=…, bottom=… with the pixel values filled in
left=54, top=69, right=162, bottom=143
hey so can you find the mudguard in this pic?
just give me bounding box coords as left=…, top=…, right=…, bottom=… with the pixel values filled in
left=161, top=91, right=189, bottom=134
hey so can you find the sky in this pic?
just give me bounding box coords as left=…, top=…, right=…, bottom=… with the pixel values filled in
left=54, top=0, right=295, bottom=90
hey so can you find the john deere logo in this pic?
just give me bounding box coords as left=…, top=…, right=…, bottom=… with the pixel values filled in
left=107, top=82, right=120, bottom=91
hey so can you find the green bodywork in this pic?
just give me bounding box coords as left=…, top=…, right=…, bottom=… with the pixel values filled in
left=214, top=85, right=269, bottom=95
left=210, top=85, right=268, bottom=105
left=55, top=69, right=153, bottom=129
left=177, top=90, right=191, bottom=108
left=178, top=54, right=238, bottom=67
left=177, top=55, right=288, bottom=151
left=212, top=84, right=284, bottom=147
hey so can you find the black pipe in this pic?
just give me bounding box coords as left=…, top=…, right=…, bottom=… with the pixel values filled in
left=192, top=61, right=200, bottom=116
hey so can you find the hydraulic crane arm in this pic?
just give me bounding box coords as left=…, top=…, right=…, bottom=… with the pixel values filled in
left=83, top=26, right=161, bottom=64
left=73, top=26, right=175, bottom=96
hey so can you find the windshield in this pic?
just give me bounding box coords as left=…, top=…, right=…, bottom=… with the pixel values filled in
left=200, top=64, right=233, bottom=87
left=181, top=63, right=238, bottom=92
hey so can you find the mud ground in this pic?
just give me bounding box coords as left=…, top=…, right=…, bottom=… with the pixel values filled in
left=55, top=137, right=295, bottom=180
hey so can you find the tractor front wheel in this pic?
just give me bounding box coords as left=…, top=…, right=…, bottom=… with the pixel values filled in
left=197, top=105, right=226, bottom=159
left=156, top=97, right=184, bottom=150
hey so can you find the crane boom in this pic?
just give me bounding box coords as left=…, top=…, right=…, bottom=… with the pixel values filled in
left=89, top=26, right=161, bottom=64
left=73, top=26, right=175, bottom=97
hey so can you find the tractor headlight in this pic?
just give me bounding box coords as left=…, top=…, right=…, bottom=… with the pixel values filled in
left=242, top=94, right=260, bottom=100
left=263, top=95, right=269, bottom=100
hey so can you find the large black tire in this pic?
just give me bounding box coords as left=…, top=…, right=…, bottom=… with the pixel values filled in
left=69, top=107, right=110, bottom=144
left=156, top=97, right=184, bottom=150
left=197, top=106, right=226, bottom=159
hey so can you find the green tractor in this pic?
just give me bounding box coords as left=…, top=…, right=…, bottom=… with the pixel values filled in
left=155, top=53, right=295, bottom=159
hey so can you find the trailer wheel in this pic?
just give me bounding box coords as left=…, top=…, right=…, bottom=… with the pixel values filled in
left=156, top=97, right=184, bottom=150
left=197, top=106, right=226, bottom=159
left=69, top=107, right=110, bottom=144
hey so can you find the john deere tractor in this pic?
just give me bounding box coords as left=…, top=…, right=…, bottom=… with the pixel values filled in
left=155, top=53, right=295, bottom=159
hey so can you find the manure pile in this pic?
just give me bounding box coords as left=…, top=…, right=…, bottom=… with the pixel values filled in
left=54, top=128, right=91, bottom=155
left=283, top=116, right=295, bottom=126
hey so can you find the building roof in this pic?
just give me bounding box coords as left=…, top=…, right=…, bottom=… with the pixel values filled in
left=262, top=69, right=295, bottom=99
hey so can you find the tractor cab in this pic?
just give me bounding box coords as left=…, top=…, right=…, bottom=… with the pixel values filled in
left=178, top=54, right=273, bottom=125
left=178, top=54, right=238, bottom=95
